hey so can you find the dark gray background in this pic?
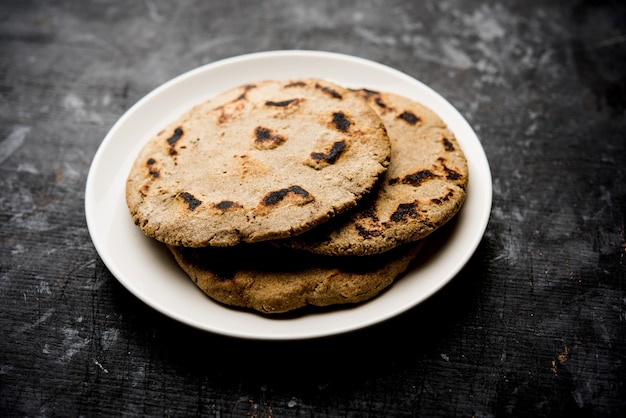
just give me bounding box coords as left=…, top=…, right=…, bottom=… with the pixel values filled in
left=1, top=0, right=624, bottom=416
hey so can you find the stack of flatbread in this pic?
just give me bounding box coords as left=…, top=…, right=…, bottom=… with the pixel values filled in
left=126, top=79, right=468, bottom=314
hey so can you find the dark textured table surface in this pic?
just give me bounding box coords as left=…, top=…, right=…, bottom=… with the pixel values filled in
left=1, top=1, right=625, bottom=416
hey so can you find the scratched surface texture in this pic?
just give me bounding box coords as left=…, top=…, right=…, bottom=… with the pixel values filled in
left=1, top=0, right=625, bottom=416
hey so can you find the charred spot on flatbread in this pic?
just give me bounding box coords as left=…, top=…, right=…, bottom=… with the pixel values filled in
left=260, top=185, right=313, bottom=207
left=306, top=140, right=347, bottom=169
left=166, top=127, right=184, bottom=155
left=397, top=111, right=421, bottom=125
left=254, top=126, right=287, bottom=149
left=354, top=88, right=379, bottom=99
left=265, top=98, right=301, bottom=108
left=315, top=82, right=343, bottom=99
left=331, top=112, right=351, bottom=132
left=284, top=80, right=307, bottom=88
left=352, top=206, right=384, bottom=239
left=146, top=158, right=160, bottom=178
left=442, top=136, right=455, bottom=151
left=213, top=200, right=243, bottom=211
left=389, top=202, right=420, bottom=222
left=178, top=192, right=202, bottom=211
left=441, top=163, right=463, bottom=181
left=389, top=170, right=436, bottom=187
left=213, top=85, right=258, bottom=124
left=431, top=189, right=456, bottom=205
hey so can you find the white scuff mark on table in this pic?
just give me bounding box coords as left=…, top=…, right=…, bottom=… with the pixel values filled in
left=287, top=5, right=335, bottom=29
left=101, top=328, right=119, bottom=351
left=492, top=241, right=519, bottom=264
left=100, top=93, right=112, bottom=107
left=180, top=36, right=237, bottom=63
left=94, top=358, right=109, bottom=373
left=144, top=0, right=165, bottom=23
left=70, top=32, right=119, bottom=55
left=12, top=307, right=56, bottom=336
left=441, top=353, right=450, bottom=361
left=59, top=327, right=90, bottom=364
left=9, top=211, right=54, bottom=232
left=0, top=364, right=14, bottom=375
left=11, top=243, right=25, bottom=255
left=130, top=364, right=146, bottom=388
left=511, top=207, right=525, bottom=223
left=62, top=93, right=104, bottom=125
left=403, top=35, right=473, bottom=70
left=440, top=39, right=473, bottom=69
left=0, top=125, right=30, bottom=164
left=461, top=4, right=506, bottom=42
left=17, top=162, right=39, bottom=174
left=524, top=122, right=538, bottom=136
left=59, top=160, right=82, bottom=184
left=355, top=27, right=396, bottom=46
left=37, top=280, right=51, bottom=295
left=63, top=93, right=85, bottom=112
left=352, top=10, right=364, bottom=22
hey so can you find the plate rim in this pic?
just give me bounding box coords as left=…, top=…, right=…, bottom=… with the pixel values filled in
left=85, top=49, right=492, bottom=340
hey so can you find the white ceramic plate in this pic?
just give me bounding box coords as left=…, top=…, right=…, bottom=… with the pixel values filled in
left=85, top=50, right=492, bottom=340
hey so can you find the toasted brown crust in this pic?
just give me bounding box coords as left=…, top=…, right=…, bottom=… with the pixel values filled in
left=282, top=89, right=468, bottom=256
left=168, top=241, right=424, bottom=314
left=126, top=79, right=391, bottom=247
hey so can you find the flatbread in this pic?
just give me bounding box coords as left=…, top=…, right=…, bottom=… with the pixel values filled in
left=126, top=79, right=391, bottom=247
left=282, top=89, right=468, bottom=256
left=167, top=240, right=425, bottom=314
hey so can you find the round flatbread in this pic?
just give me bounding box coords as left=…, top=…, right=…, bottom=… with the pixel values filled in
left=126, top=79, right=391, bottom=247
left=283, top=89, right=468, bottom=256
left=167, top=240, right=424, bottom=314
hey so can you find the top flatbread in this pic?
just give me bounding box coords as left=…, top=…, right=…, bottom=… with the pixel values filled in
left=126, top=79, right=391, bottom=247
left=283, top=89, right=468, bottom=256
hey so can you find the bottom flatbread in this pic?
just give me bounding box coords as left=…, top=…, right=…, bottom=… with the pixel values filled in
left=168, top=241, right=424, bottom=314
